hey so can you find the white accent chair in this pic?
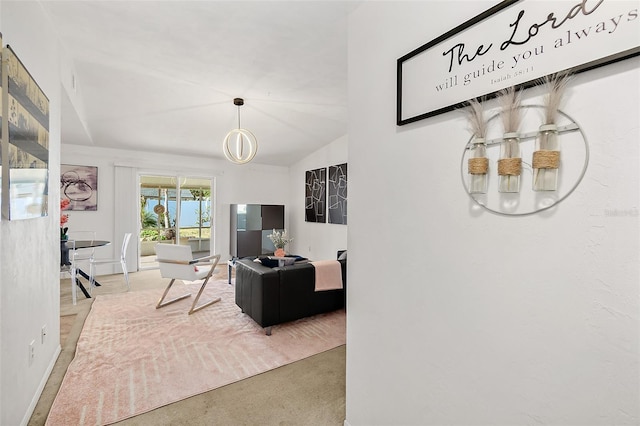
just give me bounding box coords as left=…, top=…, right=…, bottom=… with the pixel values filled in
left=155, top=244, right=221, bottom=315
left=89, top=233, right=132, bottom=293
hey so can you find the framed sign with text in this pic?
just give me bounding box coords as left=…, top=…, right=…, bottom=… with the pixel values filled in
left=397, top=0, right=640, bottom=125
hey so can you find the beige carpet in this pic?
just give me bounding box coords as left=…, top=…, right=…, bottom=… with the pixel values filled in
left=59, top=315, right=76, bottom=346
left=46, top=277, right=345, bottom=425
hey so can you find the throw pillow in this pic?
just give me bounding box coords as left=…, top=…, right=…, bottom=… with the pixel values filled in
left=258, top=257, right=280, bottom=268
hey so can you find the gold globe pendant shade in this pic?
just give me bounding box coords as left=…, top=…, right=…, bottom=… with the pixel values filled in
left=223, top=98, right=258, bottom=165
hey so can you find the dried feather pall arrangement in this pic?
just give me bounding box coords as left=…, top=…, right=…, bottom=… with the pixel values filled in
left=497, top=86, right=523, bottom=193
left=542, top=71, right=571, bottom=126
left=465, top=98, right=489, bottom=194
left=533, top=72, right=571, bottom=191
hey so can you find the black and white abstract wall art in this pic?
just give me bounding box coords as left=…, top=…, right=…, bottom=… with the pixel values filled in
left=328, top=163, right=347, bottom=225
left=305, top=167, right=326, bottom=223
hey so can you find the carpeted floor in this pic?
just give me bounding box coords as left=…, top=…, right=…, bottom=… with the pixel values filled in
left=59, top=315, right=76, bottom=347
left=29, top=266, right=346, bottom=425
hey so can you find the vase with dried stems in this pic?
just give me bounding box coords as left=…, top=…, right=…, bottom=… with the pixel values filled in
left=465, top=98, right=489, bottom=194
left=533, top=72, right=571, bottom=191
left=498, top=86, right=523, bottom=193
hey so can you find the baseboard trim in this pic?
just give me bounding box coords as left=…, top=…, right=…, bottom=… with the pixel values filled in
left=20, top=344, right=61, bottom=426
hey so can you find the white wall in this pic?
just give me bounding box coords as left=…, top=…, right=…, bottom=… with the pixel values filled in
left=0, top=2, right=63, bottom=425
left=0, top=6, right=293, bottom=416
left=62, top=144, right=291, bottom=270
left=346, top=2, right=639, bottom=425
left=289, top=135, right=348, bottom=261
left=62, top=133, right=348, bottom=271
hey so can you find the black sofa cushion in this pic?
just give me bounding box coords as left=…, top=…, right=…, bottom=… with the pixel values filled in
left=235, top=260, right=280, bottom=327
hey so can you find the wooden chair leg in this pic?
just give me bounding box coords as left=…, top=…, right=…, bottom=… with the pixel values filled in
left=188, top=276, right=221, bottom=315
left=156, top=278, right=191, bottom=309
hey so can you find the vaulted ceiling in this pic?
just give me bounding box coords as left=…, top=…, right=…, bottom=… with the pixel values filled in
left=40, top=1, right=356, bottom=166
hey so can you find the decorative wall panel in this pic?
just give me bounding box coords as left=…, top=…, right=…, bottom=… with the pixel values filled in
left=305, top=167, right=326, bottom=223
left=328, top=163, right=347, bottom=225
left=2, top=45, right=49, bottom=220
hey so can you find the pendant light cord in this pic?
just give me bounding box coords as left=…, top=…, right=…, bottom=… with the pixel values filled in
left=224, top=97, right=257, bottom=164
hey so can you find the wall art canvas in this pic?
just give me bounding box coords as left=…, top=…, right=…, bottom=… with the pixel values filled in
left=2, top=45, right=50, bottom=220
left=328, top=163, right=347, bottom=225
left=61, top=164, right=98, bottom=211
left=397, top=0, right=640, bottom=125
left=305, top=167, right=326, bottom=223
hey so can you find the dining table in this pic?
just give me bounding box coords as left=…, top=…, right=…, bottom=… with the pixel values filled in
left=61, top=239, right=111, bottom=299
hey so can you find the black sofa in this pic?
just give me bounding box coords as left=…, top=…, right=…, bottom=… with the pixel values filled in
left=235, top=253, right=346, bottom=334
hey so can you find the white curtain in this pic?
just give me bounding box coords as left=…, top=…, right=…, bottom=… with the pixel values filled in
left=114, top=165, right=138, bottom=272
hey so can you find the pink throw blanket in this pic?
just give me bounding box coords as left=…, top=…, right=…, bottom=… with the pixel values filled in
left=311, top=260, right=343, bottom=291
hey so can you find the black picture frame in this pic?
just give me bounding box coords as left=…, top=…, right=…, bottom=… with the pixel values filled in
left=397, top=0, right=640, bottom=126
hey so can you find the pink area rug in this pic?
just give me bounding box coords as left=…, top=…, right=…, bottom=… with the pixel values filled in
left=46, top=279, right=346, bottom=425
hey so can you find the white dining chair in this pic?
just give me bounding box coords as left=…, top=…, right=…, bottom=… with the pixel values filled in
left=89, top=232, right=132, bottom=293
left=60, top=239, right=78, bottom=305
left=66, top=230, right=96, bottom=270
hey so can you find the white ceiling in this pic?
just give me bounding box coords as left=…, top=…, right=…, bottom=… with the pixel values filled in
left=41, top=1, right=357, bottom=167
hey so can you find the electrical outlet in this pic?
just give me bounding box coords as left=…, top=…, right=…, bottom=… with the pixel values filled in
left=41, top=325, right=47, bottom=344
left=29, top=340, right=35, bottom=365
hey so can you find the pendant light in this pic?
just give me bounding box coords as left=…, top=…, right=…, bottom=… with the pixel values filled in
left=223, top=98, right=258, bottom=164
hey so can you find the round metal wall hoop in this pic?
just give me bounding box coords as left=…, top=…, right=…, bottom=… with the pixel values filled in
left=460, top=105, right=589, bottom=216
left=223, top=128, right=258, bottom=165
